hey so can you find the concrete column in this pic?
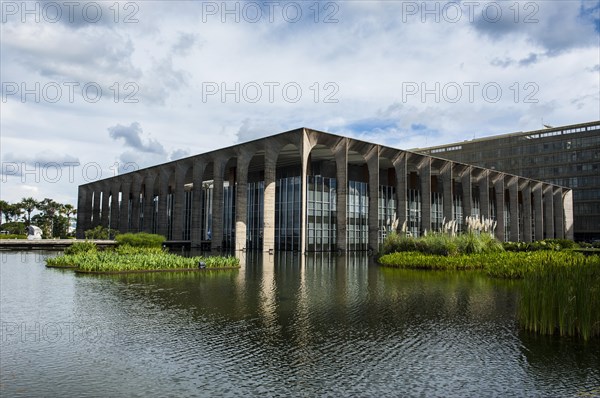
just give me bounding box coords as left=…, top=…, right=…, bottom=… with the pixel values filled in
left=211, top=159, right=225, bottom=251
left=533, top=183, right=544, bottom=240
left=91, top=186, right=101, bottom=228
left=171, top=164, right=187, bottom=240
left=563, top=190, right=574, bottom=240
left=262, top=150, right=277, bottom=253
left=480, top=171, right=490, bottom=220
left=393, top=153, right=407, bottom=232
left=366, top=146, right=379, bottom=250
left=553, top=187, right=564, bottom=239
left=419, top=157, right=431, bottom=235
left=461, top=167, right=472, bottom=220
left=110, top=181, right=120, bottom=232
left=442, top=162, right=453, bottom=224
left=509, top=178, right=519, bottom=242
left=143, top=174, right=155, bottom=233
left=494, top=175, right=505, bottom=241
left=522, top=183, right=532, bottom=243
left=543, top=185, right=554, bottom=239
left=334, top=138, right=348, bottom=251
left=127, top=175, right=142, bottom=232
left=235, top=155, right=251, bottom=251
left=101, top=185, right=110, bottom=229
left=191, top=161, right=205, bottom=248
left=76, top=186, right=90, bottom=238
left=157, top=170, right=170, bottom=238
left=210, top=158, right=225, bottom=250
left=119, top=179, right=131, bottom=233
left=301, top=132, right=311, bottom=253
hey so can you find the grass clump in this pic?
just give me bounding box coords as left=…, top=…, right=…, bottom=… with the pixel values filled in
left=48, top=233, right=236, bottom=272
left=115, top=233, right=165, bottom=248
left=46, top=245, right=239, bottom=273
left=519, top=253, right=600, bottom=340
left=0, top=234, right=27, bottom=239
left=64, top=241, right=97, bottom=255
left=378, top=246, right=600, bottom=340
left=381, top=230, right=504, bottom=256
left=73, top=250, right=239, bottom=273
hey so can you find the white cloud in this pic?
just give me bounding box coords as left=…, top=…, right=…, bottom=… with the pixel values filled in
left=1, top=0, right=598, bottom=206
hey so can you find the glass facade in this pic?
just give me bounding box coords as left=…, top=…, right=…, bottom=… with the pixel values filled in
left=347, top=181, right=369, bottom=251
left=472, top=187, right=480, bottom=218
left=407, top=189, right=421, bottom=237
left=307, top=176, right=337, bottom=252
left=417, top=122, right=600, bottom=240
left=503, top=200, right=510, bottom=242
left=152, top=195, right=158, bottom=234
left=223, top=183, right=235, bottom=248
left=167, top=192, right=173, bottom=239
left=431, top=192, right=443, bottom=232
left=275, top=176, right=302, bottom=251
left=201, top=184, right=213, bottom=241
left=489, top=191, right=496, bottom=221
left=247, top=181, right=264, bottom=250
left=378, top=185, right=396, bottom=245
left=453, top=194, right=463, bottom=232
left=183, top=190, right=192, bottom=240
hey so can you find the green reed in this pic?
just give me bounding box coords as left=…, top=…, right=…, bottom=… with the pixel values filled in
left=378, top=250, right=600, bottom=340
left=519, top=254, right=599, bottom=340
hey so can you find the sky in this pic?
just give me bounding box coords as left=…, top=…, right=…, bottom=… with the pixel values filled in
left=1, top=0, right=599, bottom=206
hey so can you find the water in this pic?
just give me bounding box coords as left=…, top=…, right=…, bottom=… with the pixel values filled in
left=1, top=251, right=598, bottom=397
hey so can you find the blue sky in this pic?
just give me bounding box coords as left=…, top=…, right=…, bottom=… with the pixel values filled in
left=1, top=0, right=599, bottom=205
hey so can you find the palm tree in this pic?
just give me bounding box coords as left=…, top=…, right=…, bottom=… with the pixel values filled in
left=4, top=203, right=23, bottom=223
left=62, top=204, right=77, bottom=235
left=39, top=198, right=60, bottom=238
left=20, top=197, right=38, bottom=226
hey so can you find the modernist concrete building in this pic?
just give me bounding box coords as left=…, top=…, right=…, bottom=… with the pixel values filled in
left=416, top=121, right=600, bottom=241
left=76, top=128, right=573, bottom=252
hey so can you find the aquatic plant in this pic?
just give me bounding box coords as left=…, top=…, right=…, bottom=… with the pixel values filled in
left=519, top=253, right=600, bottom=340
left=115, top=232, right=165, bottom=248
left=46, top=246, right=239, bottom=273
left=64, top=241, right=97, bottom=255
left=381, top=227, right=503, bottom=256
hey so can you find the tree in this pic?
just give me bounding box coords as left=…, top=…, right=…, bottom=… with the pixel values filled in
left=38, top=198, right=60, bottom=238
left=19, top=197, right=38, bottom=226
left=63, top=204, right=76, bottom=225
left=4, top=203, right=23, bottom=223
left=0, top=200, right=8, bottom=224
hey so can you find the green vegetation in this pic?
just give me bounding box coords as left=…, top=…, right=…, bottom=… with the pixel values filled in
left=46, top=235, right=239, bottom=273
left=0, top=197, right=76, bottom=238
left=84, top=225, right=114, bottom=240
left=0, top=233, right=27, bottom=239
left=502, top=239, right=581, bottom=252
left=382, top=230, right=504, bottom=256
left=379, top=224, right=599, bottom=340
left=115, top=232, right=165, bottom=248
left=64, top=241, right=98, bottom=255
left=519, top=254, right=600, bottom=340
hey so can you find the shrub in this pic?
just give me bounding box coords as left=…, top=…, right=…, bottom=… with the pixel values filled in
left=115, top=233, right=165, bottom=248
left=381, top=230, right=503, bottom=256
left=0, top=234, right=27, bottom=239
left=85, top=225, right=111, bottom=240
left=0, top=222, right=27, bottom=235
left=64, top=241, right=97, bottom=255
left=381, top=232, right=417, bottom=254
left=543, top=239, right=578, bottom=250
left=115, top=244, right=164, bottom=255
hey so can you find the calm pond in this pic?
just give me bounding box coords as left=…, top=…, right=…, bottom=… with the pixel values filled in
left=1, top=251, right=598, bottom=397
